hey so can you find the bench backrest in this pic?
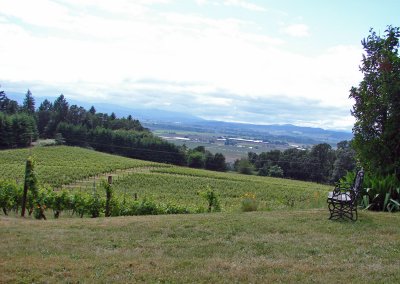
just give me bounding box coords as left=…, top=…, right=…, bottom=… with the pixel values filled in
left=352, top=169, right=364, bottom=200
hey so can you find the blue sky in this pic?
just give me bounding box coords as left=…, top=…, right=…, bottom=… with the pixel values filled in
left=1, top=0, right=399, bottom=130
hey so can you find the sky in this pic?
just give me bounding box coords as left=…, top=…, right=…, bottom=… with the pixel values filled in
left=1, top=0, right=399, bottom=131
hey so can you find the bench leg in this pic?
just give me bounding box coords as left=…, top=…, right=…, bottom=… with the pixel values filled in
left=328, top=201, right=357, bottom=221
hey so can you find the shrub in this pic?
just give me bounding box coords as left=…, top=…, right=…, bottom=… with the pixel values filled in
left=131, top=199, right=160, bottom=215
left=87, top=189, right=104, bottom=218
left=48, top=189, right=70, bottom=218
left=342, top=171, right=400, bottom=212
left=236, top=158, right=253, bottom=175
left=198, top=186, right=221, bottom=212
left=241, top=192, right=258, bottom=212
left=268, top=165, right=284, bottom=178
left=71, top=191, right=87, bottom=218
left=0, top=180, right=18, bottom=215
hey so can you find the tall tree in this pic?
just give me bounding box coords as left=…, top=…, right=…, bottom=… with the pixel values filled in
left=37, top=99, right=53, bottom=137
left=331, top=141, right=356, bottom=182
left=53, top=94, right=69, bottom=123
left=309, top=143, right=335, bottom=183
left=22, top=89, right=35, bottom=114
left=89, top=106, right=96, bottom=115
left=0, top=87, right=19, bottom=115
left=349, top=26, right=400, bottom=178
left=0, top=86, right=6, bottom=111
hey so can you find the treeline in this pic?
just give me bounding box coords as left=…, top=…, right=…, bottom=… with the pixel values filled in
left=234, top=141, right=356, bottom=184
left=0, top=87, right=227, bottom=170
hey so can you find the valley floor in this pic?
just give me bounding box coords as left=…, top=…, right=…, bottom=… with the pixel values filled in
left=1, top=209, right=399, bottom=283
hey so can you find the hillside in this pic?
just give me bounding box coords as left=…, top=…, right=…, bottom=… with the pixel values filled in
left=1, top=147, right=399, bottom=283
left=0, top=146, right=167, bottom=188
left=0, top=146, right=330, bottom=212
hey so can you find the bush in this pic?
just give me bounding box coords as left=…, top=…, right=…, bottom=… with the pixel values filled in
left=241, top=192, right=258, bottom=212
left=0, top=180, right=18, bottom=215
left=87, top=189, right=104, bottom=218
left=198, top=186, right=221, bottom=212
left=236, top=158, right=253, bottom=175
left=268, top=165, right=284, bottom=178
left=342, top=171, right=400, bottom=212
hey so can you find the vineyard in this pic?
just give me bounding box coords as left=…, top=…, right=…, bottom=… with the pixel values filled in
left=109, top=168, right=329, bottom=211
left=0, top=146, right=169, bottom=188
left=0, top=146, right=330, bottom=214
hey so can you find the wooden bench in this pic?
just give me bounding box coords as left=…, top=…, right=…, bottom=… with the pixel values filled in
left=327, top=169, right=364, bottom=221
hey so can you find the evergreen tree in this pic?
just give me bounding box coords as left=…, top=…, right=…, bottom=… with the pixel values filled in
left=22, top=89, right=35, bottom=114
left=37, top=99, right=53, bottom=137
left=53, top=94, right=69, bottom=123
left=89, top=106, right=96, bottom=115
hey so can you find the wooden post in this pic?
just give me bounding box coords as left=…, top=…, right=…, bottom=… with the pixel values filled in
left=21, top=159, right=29, bottom=217
left=105, top=176, right=112, bottom=217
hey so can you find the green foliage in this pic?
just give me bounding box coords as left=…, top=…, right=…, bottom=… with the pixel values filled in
left=0, top=180, right=18, bottom=215
left=362, top=173, right=400, bottom=212
left=241, top=192, right=258, bottom=212
left=342, top=171, right=400, bottom=212
left=54, top=133, right=65, bottom=145
left=0, top=185, right=197, bottom=218
left=102, top=179, right=113, bottom=217
left=187, top=151, right=205, bottom=168
left=198, top=186, right=221, bottom=212
left=350, top=26, right=400, bottom=178
left=24, top=157, right=39, bottom=197
left=1, top=146, right=331, bottom=217
left=1, top=89, right=229, bottom=171
left=21, top=156, right=40, bottom=217
left=87, top=188, right=103, bottom=218
left=48, top=189, right=70, bottom=218
left=70, top=191, right=87, bottom=218
left=0, top=112, right=38, bottom=148
left=331, top=141, right=357, bottom=182
left=235, top=158, right=253, bottom=175
left=22, top=89, right=35, bottom=115
left=268, top=165, right=284, bottom=178
left=247, top=141, right=356, bottom=184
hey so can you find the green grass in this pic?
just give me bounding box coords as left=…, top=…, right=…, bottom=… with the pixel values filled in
left=1, top=146, right=399, bottom=282
left=1, top=210, right=399, bottom=283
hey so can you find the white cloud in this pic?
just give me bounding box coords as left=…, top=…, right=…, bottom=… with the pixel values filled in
left=194, top=0, right=266, bottom=12
left=0, top=0, right=362, bottom=130
left=282, top=23, right=310, bottom=37
left=223, top=0, right=266, bottom=12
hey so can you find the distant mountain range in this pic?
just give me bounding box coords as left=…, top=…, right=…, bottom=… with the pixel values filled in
left=7, top=92, right=353, bottom=146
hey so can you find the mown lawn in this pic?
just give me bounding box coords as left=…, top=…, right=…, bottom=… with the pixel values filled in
left=1, top=209, right=399, bottom=283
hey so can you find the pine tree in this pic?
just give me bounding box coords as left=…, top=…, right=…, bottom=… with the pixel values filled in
left=22, top=89, right=35, bottom=114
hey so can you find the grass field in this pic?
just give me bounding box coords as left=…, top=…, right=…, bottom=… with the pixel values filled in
left=1, top=210, right=399, bottom=283
left=1, top=146, right=399, bottom=282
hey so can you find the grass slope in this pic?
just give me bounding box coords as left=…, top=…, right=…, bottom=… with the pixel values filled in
left=1, top=210, right=399, bottom=283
